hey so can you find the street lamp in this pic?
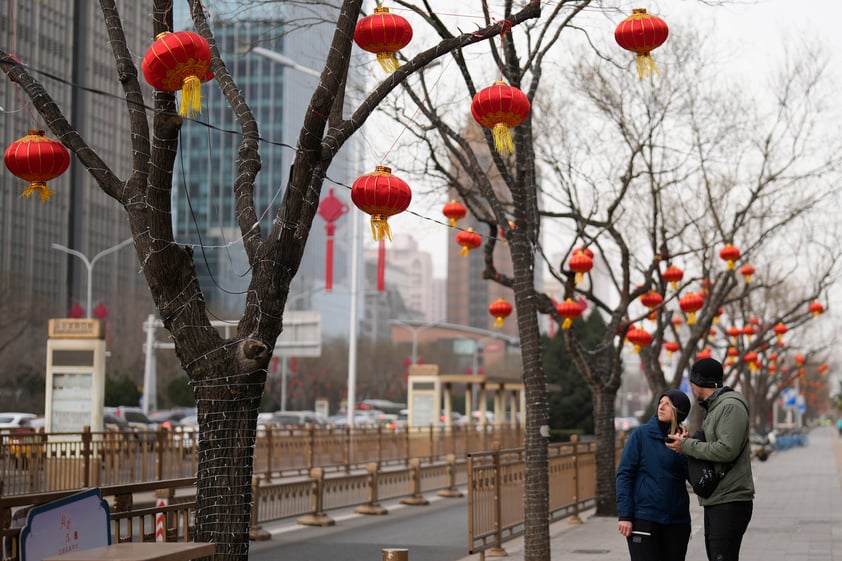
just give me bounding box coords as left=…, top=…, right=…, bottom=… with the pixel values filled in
left=390, top=320, right=441, bottom=364
left=51, top=238, right=133, bottom=319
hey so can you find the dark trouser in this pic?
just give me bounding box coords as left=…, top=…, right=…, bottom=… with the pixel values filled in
left=703, top=501, right=753, bottom=561
left=626, top=518, right=691, bottom=561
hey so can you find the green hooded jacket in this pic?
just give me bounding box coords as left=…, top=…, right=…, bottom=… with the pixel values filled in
left=680, top=387, right=755, bottom=506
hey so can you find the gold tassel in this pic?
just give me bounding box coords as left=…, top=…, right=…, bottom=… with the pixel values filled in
left=20, top=182, right=54, bottom=201
left=492, top=123, right=514, bottom=155
left=369, top=215, right=392, bottom=241
left=376, top=53, right=400, bottom=73
left=179, top=75, right=203, bottom=117
left=635, top=53, right=660, bottom=80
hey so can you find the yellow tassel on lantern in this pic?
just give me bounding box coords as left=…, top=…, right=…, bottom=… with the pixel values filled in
left=179, top=75, right=203, bottom=117
left=494, top=316, right=504, bottom=328
left=687, top=312, right=697, bottom=325
left=492, top=123, right=515, bottom=155
left=635, top=53, right=660, bottom=80
left=376, top=52, right=400, bottom=73
left=21, top=182, right=55, bottom=201
left=562, top=318, right=573, bottom=330
left=369, top=215, right=392, bottom=242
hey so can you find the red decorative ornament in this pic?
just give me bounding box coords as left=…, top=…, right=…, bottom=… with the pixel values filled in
left=626, top=325, right=652, bottom=353
left=317, top=188, right=349, bottom=292
left=351, top=166, right=412, bottom=241
left=614, top=8, right=669, bottom=79
left=671, top=316, right=683, bottom=327
left=678, top=291, right=704, bottom=325
left=742, top=324, right=755, bottom=342
left=377, top=239, right=387, bottom=292
left=719, top=243, right=741, bottom=270
left=471, top=81, right=531, bottom=155
left=696, top=348, right=712, bottom=360
left=354, top=6, right=413, bottom=73
left=4, top=129, right=70, bottom=201
left=739, top=263, right=755, bottom=283
left=794, top=353, right=806, bottom=366
left=743, top=351, right=759, bottom=371
left=809, top=301, right=825, bottom=316
left=662, top=264, right=684, bottom=289
left=773, top=322, right=788, bottom=345
left=556, top=298, right=583, bottom=330
left=67, top=303, right=85, bottom=319
left=142, top=31, right=213, bottom=117
left=93, top=302, right=109, bottom=320
left=664, top=340, right=680, bottom=357
left=455, top=228, right=482, bottom=257
left=442, top=200, right=467, bottom=227
left=639, top=290, right=663, bottom=319
left=818, top=363, right=829, bottom=374
left=489, top=298, right=513, bottom=328
left=726, top=326, right=741, bottom=342
left=568, top=249, right=594, bottom=285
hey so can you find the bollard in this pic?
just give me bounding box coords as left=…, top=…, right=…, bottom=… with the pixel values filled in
left=382, top=548, right=408, bottom=561
left=355, top=463, right=388, bottom=515
left=569, top=435, right=582, bottom=525
left=249, top=476, right=271, bottom=541
left=297, top=468, right=335, bottom=526
left=399, top=458, right=429, bottom=506
left=436, top=454, right=464, bottom=498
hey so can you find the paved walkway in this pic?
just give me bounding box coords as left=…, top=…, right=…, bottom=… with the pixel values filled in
left=479, top=424, right=842, bottom=561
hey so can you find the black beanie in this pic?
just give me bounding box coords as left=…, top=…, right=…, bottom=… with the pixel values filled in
left=690, top=357, right=724, bottom=388
left=661, top=389, right=691, bottom=423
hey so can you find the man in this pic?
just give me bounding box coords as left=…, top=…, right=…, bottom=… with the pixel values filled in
left=666, top=357, right=754, bottom=561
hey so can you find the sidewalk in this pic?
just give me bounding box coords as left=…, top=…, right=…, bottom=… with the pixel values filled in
left=483, top=424, right=842, bottom=561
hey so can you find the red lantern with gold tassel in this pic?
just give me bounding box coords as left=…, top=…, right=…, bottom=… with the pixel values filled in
left=696, top=348, right=713, bottom=360
left=614, top=8, right=669, bottom=79
left=809, top=301, right=825, bottom=316
left=556, top=298, right=583, bottom=330
left=568, top=249, right=594, bottom=285
left=626, top=325, right=652, bottom=353
left=639, top=290, right=663, bottom=320
left=442, top=200, right=467, bottom=227
left=354, top=6, right=413, bottom=73
left=743, top=351, right=759, bottom=371
left=662, top=264, right=684, bottom=289
left=4, top=129, right=70, bottom=201
left=664, top=341, right=680, bottom=357
left=351, top=166, right=412, bottom=241
left=773, top=322, right=788, bottom=346
left=471, top=82, right=531, bottom=156
left=142, top=31, right=213, bottom=117
left=719, top=243, right=741, bottom=270
left=455, top=228, right=482, bottom=256
left=678, top=291, right=704, bottom=324
left=488, top=298, right=513, bottom=328
left=739, top=263, right=755, bottom=283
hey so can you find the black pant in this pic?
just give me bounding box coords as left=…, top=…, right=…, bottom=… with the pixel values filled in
left=626, top=518, right=691, bottom=561
left=703, top=501, right=753, bottom=561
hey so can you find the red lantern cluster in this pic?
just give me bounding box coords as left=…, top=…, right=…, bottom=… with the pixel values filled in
left=142, top=31, right=213, bottom=117
left=556, top=298, right=583, bottom=330
left=442, top=200, right=467, bottom=227
left=456, top=228, right=482, bottom=256
left=351, top=166, right=412, bottom=241
left=4, top=129, right=70, bottom=201
left=354, top=6, right=413, bottom=73
left=614, top=8, right=669, bottom=79
left=471, top=82, right=531, bottom=156
left=488, top=298, right=513, bottom=328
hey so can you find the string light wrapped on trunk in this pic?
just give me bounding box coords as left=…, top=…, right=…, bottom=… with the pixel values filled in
left=614, top=8, right=669, bottom=79
left=471, top=82, right=531, bottom=155
left=4, top=129, right=70, bottom=201
left=354, top=6, right=413, bottom=73
left=142, top=31, right=213, bottom=117
left=351, top=166, right=412, bottom=241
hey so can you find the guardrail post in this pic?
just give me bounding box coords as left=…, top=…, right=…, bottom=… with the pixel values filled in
left=344, top=425, right=352, bottom=473
left=382, top=548, right=408, bottom=561
left=297, top=468, right=335, bottom=526
left=249, top=476, right=271, bottom=541
left=436, top=454, right=463, bottom=498
left=156, top=427, right=166, bottom=481
left=569, top=434, right=582, bottom=524
left=308, top=425, right=316, bottom=471
left=81, top=426, right=92, bottom=487
left=400, top=458, right=429, bottom=506
left=485, top=441, right=507, bottom=557
left=355, top=463, right=388, bottom=515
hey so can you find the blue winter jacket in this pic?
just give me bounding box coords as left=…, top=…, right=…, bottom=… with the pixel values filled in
left=616, top=415, right=690, bottom=525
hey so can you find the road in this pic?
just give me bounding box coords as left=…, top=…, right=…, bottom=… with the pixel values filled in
left=248, top=490, right=469, bottom=561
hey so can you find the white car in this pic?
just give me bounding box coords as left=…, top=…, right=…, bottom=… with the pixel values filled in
left=0, top=412, right=37, bottom=429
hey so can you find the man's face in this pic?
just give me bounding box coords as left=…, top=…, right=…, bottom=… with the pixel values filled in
left=690, top=381, right=705, bottom=402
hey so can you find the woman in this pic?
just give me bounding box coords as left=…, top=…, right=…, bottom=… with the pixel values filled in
left=616, top=389, right=692, bottom=561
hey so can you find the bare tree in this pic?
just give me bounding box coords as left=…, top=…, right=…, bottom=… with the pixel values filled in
left=1, top=1, right=541, bottom=559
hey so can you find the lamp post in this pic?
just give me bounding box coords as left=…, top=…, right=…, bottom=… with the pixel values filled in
left=390, top=320, right=440, bottom=364
left=51, top=237, right=134, bottom=319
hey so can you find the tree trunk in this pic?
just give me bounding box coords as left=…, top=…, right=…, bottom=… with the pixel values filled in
left=592, top=388, right=618, bottom=517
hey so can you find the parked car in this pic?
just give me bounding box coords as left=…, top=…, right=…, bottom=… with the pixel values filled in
left=614, top=416, right=641, bottom=432
left=0, top=412, right=37, bottom=430
left=104, top=407, right=158, bottom=442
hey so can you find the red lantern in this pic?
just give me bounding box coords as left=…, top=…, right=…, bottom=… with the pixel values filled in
left=4, top=129, right=70, bottom=201
left=556, top=298, right=583, bottom=330
left=809, top=301, right=825, bottom=316
left=818, top=363, right=829, bottom=374
left=455, top=228, right=482, bottom=256
left=773, top=322, right=788, bottom=345
left=664, top=340, right=680, bottom=357
left=568, top=249, right=594, bottom=285
left=678, top=291, right=704, bottom=325
left=671, top=316, right=683, bottom=327
left=354, top=6, right=413, bottom=73
left=142, top=31, right=213, bottom=117
left=719, top=244, right=741, bottom=270
left=442, top=200, right=467, bottom=227
left=614, top=8, right=669, bottom=79
left=742, top=324, right=755, bottom=342
left=662, top=264, right=684, bottom=289
left=743, top=351, right=759, bottom=371
left=739, top=263, right=755, bottom=283
left=471, top=82, right=531, bottom=155
left=351, top=166, right=412, bottom=241
left=639, top=290, right=663, bottom=319
left=794, top=353, right=806, bottom=366
left=696, top=348, right=712, bottom=360
left=626, top=325, right=652, bottom=353
left=726, top=326, right=740, bottom=342
left=489, top=298, right=513, bottom=328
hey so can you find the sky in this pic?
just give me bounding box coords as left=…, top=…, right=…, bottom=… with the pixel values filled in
left=367, top=0, right=842, bottom=279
